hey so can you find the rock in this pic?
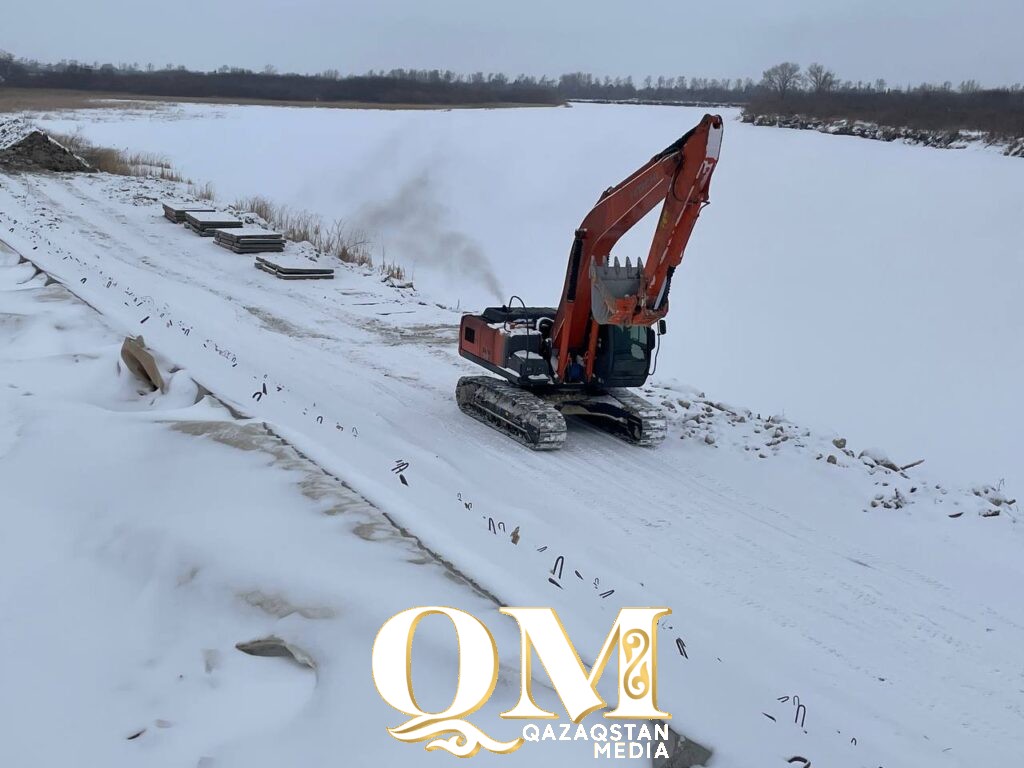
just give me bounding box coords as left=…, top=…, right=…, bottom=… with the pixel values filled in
left=832, top=437, right=847, bottom=449
left=120, top=335, right=166, bottom=392
left=827, top=454, right=838, bottom=465
left=235, top=635, right=316, bottom=669
left=704, top=433, right=716, bottom=445
left=858, top=448, right=901, bottom=472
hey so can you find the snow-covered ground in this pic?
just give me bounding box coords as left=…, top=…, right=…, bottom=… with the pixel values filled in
left=0, top=236, right=601, bottom=768
left=1, top=155, right=1022, bottom=767
left=31, top=101, right=1024, bottom=494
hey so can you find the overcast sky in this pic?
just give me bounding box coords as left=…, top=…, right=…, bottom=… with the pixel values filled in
left=2, top=0, right=1021, bottom=86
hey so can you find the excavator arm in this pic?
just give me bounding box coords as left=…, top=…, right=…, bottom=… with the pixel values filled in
left=551, top=114, right=723, bottom=382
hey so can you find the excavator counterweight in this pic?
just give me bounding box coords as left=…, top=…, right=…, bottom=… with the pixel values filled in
left=456, top=114, right=723, bottom=449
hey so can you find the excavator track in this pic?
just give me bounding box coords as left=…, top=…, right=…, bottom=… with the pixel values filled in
left=552, top=388, right=667, bottom=447
left=456, top=376, right=567, bottom=450
left=604, top=388, right=667, bottom=447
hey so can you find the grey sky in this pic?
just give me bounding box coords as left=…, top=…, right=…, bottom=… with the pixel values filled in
left=2, top=0, right=1021, bottom=86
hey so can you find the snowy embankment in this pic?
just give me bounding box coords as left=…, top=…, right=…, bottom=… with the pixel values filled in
left=30, top=101, right=1024, bottom=494
left=1, top=162, right=1022, bottom=768
left=741, top=112, right=1024, bottom=157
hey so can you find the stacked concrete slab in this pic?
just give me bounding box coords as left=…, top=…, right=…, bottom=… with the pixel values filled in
left=162, top=202, right=216, bottom=223
left=184, top=211, right=244, bottom=236
left=214, top=227, right=285, bottom=254
left=255, top=254, right=334, bottom=280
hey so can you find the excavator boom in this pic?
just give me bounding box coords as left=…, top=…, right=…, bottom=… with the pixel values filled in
left=553, top=114, right=723, bottom=381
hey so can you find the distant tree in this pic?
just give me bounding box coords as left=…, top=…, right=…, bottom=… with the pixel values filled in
left=959, top=79, right=981, bottom=93
left=806, top=63, right=836, bottom=93
left=761, top=62, right=802, bottom=99
left=0, top=49, right=13, bottom=83
left=262, top=64, right=277, bottom=75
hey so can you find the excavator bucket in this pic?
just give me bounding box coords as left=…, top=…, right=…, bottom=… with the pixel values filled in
left=590, top=256, right=644, bottom=325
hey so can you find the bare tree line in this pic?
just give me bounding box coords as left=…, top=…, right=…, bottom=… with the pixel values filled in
left=2, top=49, right=1022, bottom=136
left=754, top=61, right=1024, bottom=137
left=0, top=51, right=758, bottom=104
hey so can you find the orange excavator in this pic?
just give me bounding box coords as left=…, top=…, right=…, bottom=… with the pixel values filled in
left=456, top=114, right=723, bottom=450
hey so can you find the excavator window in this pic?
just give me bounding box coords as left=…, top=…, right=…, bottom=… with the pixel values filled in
left=463, top=326, right=476, bottom=343
left=627, top=326, right=648, bottom=360
left=594, top=324, right=654, bottom=387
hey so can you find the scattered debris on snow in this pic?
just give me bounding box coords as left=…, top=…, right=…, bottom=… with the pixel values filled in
left=646, top=380, right=1017, bottom=521
left=742, top=112, right=1024, bottom=158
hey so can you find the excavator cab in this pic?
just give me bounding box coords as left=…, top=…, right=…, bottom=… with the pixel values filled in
left=592, top=324, right=656, bottom=388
